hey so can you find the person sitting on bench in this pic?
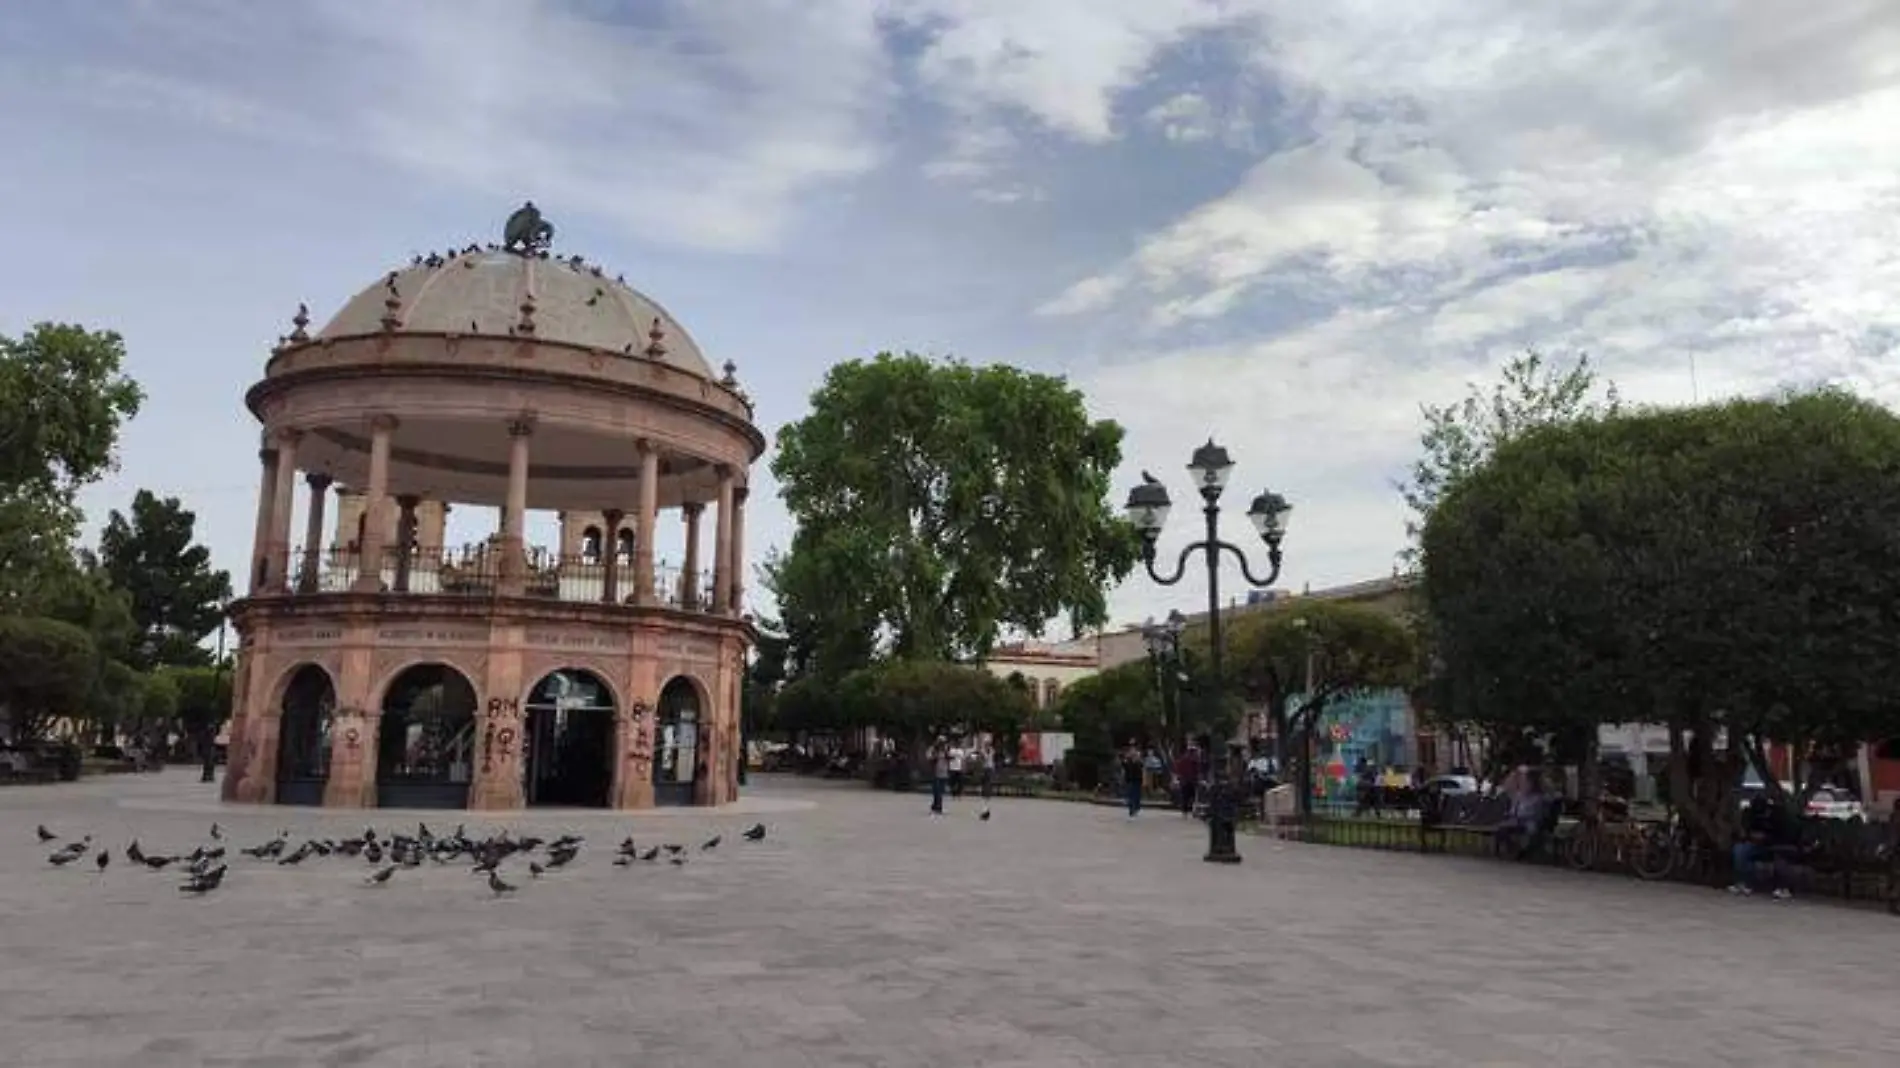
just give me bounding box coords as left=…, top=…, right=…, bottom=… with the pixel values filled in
left=1729, top=793, right=1794, bottom=900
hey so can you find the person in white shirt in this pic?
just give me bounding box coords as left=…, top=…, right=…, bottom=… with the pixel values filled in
left=948, top=745, right=967, bottom=798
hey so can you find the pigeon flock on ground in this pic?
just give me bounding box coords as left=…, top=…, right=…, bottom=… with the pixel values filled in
left=33, top=818, right=772, bottom=896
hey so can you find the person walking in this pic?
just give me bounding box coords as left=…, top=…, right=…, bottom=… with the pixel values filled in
left=1174, top=745, right=1201, bottom=817
left=948, top=742, right=967, bottom=799
left=1120, top=742, right=1145, bottom=819
left=977, top=741, right=996, bottom=800
left=928, top=736, right=951, bottom=816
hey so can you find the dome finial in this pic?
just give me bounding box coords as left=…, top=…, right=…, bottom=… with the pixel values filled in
left=289, top=303, right=311, bottom=342
left=644, top=317, right=668, bottom=359
left=720, top=360, right=739, bottom=387
left=503, top=201, right=554, bottom=255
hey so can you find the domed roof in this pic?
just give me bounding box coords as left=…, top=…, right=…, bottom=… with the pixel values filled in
left=316, top=243, right=713, bottom=379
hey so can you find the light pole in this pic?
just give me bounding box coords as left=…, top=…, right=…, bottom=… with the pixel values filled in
left=1125, top=439, right=1291, bottom=864
left=1141, top=610, right=1187, bottom=756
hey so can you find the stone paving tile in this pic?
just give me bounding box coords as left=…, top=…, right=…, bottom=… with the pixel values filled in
left=2, top=771, right=1898, bottom=1066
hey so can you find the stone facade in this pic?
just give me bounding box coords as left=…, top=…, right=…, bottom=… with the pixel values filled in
left=222, top=226, right=760, bottom=811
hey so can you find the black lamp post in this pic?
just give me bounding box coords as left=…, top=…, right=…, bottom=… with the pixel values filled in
left=1125, top=439, right=1291, bottom=864
left=1141, top=610, right=1187, bottom=755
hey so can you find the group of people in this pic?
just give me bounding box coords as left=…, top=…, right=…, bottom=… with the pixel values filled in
left=924, top=736, right=997, bottom=816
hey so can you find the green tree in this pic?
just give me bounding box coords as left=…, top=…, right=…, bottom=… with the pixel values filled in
left=1400, top=350, right=1618, bottom=561
left=0, top=616, right=98, bottom=740
left=0, top=323, right=144, bottom=613
left=1053, top=660, right=1162, bottom=789
left=95, top=490, right=231, bottom=669
left=847, top=659, right=1032, bottom=754
left=1422, top=389, right=1900, bottom=842
left=161, top=663, right=234, bottom=742
left=772, top=353, right=1138, bottom=665
left=1223, top=602, right=1416, bottom=810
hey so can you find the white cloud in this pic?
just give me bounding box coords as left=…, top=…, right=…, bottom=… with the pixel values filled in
left=25, top=0, right=896, bottom=253
left=1025, top=0, right=1900, bottom=623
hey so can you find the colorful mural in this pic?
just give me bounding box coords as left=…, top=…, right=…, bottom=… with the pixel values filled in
left=1298, top=689, right=1415, bottom=805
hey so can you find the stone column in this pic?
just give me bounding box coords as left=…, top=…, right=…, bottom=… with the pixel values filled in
left=248, top=444, right=280, bottom=594
left=634, top=441, right=659, bottom=603
left=265, top=429, right=302, bottom=594
left=728, top=484, right=748, bottom=615
left=680, top=503, right=703, bottom=608
left=393, top=495, right=419, bottom=592
left=601, top=508, right=624, bottom=603
left=352, top=415, right=397, bottom=593
left=500, top=415, right=534, bottom=595
left=712, top=466, right=735, bottom=614
left=297, top=473, right=332, bottom=593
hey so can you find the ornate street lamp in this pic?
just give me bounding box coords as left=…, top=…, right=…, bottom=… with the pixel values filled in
left=1141, top=610, right=1187, bottom=755
left=1125, top=439, right=1292, bottom=863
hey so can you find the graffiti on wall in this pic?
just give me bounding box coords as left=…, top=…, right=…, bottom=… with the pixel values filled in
left=1301, top=689, right=1416, bottom=803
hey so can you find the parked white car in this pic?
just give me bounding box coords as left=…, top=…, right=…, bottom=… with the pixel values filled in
left=1803, top=787, right=1866, bottom=822
left=1425, top=774, right=1482, bottom=796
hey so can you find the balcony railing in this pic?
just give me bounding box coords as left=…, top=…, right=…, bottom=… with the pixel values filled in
left=289, top=545, right=719, bottom=612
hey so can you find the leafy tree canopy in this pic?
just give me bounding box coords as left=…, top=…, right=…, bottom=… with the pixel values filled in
left=1401, top=349, right=1618, bottom=561
left=0, top=615, right=98, bottom=740
left=1423, top=389, right=1900, bottom=828
left=771, top=352, right=1138, bottom=667
left=0, top=323, right=144, bottom=497
left=1054, top=661, right=1160, bottom=746
left=96, top=489, right=232, bottom=669
left=159, top=664, right=234, bottom=738
left=0, top=324, right=144, bottom=614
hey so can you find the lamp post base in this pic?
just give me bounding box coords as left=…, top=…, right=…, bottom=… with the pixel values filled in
left=1202, top=781, right=1243, bottom=864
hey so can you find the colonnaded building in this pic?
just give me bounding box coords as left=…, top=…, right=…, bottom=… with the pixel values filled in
left=221, top=204, right=761, bottom=810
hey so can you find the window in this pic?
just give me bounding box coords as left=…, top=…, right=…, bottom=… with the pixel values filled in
left=580, top=526, right=603, bottom=564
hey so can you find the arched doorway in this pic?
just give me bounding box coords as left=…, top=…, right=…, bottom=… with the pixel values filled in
left=522, top=669, right=616, bottom=807
left=275, top=665, right=335, bottom=805
left=653, top=676, right=702, bottom=807
left=376, top=663, right=478, bottom=808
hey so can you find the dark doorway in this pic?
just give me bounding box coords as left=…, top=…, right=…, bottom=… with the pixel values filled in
left=275, top=665, right=335, bottom=805
left=654, top=676, right=701, bottom=807
left=376, top=663, right=478, bottom=808
left=523, top=670, right=616, bottom=807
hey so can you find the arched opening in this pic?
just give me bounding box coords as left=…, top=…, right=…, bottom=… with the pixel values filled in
left=522, top=669, right=617, bottom=807
left=581, top=525, right=604, bottom=564
left=375, top=663, right=478, bottom=809
left=653, top=675, right=702, bottom=807
left=615, top=528, right=635, bottom=565
left=274, top=665, right=335, bottom=805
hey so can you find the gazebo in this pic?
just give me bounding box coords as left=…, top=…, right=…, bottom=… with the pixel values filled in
left=222, top=203, right=761, bottom=810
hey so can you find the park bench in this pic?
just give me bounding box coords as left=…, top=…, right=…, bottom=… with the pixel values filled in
left=1781, top=820, right=1898, bottom=909
left=1419, top=792, right=1514, bottom=855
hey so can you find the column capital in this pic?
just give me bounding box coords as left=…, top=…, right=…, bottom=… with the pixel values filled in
left=634, top=437, right=654, bottom=457
left=507, top=412, right=537, bottom=438
left=369, top=413, right=401, bottom=433
left=714, top=463, right=735, bottom=480
left=732, top=484, right=749, bottom=504
left=602, top=508, right=625, bottom=525
left=259, top=447, right=280, bottom=465
left=269, top=426, right=305, bottom=448
left=395, top=493, right=421, bottom=509
left=304, top=472, right=334, bottom=491
left=681, top=500, right=705, bottom=518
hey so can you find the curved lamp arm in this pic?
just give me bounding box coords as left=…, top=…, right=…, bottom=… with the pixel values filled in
left=1143, top=540, right=1207, bottom=587
left=1219, top=541, right=1284, bottom=589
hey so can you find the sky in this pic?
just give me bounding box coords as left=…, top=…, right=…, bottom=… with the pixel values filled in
left=3, top=0, right=1899, bottom=635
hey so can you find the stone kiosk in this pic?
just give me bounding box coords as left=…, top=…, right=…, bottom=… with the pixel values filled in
left=222, top=204, right=761, bottom=811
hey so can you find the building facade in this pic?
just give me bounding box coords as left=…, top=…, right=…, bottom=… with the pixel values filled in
left=221, top=207, right=762, bottom=811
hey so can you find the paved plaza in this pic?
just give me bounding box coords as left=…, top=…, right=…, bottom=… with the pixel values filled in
left=2, top=772, right=1896, bottom=1067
